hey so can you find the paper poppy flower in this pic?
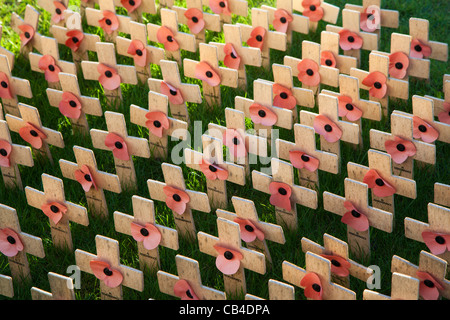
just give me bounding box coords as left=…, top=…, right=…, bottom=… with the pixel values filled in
left=145, top=111, right=170, bottom=138
left=121, top=0, right=142, bottom=13
left=0, top=72, right=13, bottom=100
left=209, top=0, right=231, bottom=15
left=410, top=39, right=432, bottom=59
left=289, top=150, right=319, bottom=172
left=19, top=122, right=47, bottom=149
left=362, top=71, right=387, bottom=99
left=160, top=81, right=184, bottom=105
left=320, top=254, right=351, bottom=277
left=99, top=10, right=119, bottom=35
left=249, top=103, right=278, bottom=127
left=74, top=164, right=97, bottom=192
left=199, top=158, right=229, bottom=181
left=89, top=260, right=123, bottom=288
left=105, top=132, right=130, bottom=161
left=416, top=271, right=443, bottom=300
left=384, top=136, right=416, bottom=164
left=247, top=27, right=266, bottom=50
left=273, top=9, right=293, bottom=33
left=0, top=228, right=24, bottom=257
left=422, top=231, right=450, bottom=256
left=174, top=279, right=200, bottom=300
left=359, top=7, right=380, bottom=33
left=313, top=114, right=342, bottom=143
left=195, top=61, right=221, bottom=87
left=297, top=59, right=321, bottom=87
left=65, top=29, right=84, bottom=52
left=363, top=169, right=396, bottom=198
left=58, top=91, right=82, bottom=120
left=341, top=200, right=369, bottom=232
left=337, top=95, right=362, bottom=121
left=233, top=217, right=264, bottom=243
left=52, top=1, right=67, bottom=24
left=389, top=52, right=410, bottom=79
left=301, top=0, right=324, bottom=22
left=0, top=139, right=12, bottom=168
left=321, top=51, right=337, bottom=68
left=412, top=116, right=439, bottom=143
left=269, top=181, right=292, bottom=211
left=300, top=272, right=323, bottom=300
left=184, top=8, right=205, bottom=35
left=163, top=186, right=190, bottom=215
left=213, top=244, right=243, bottom=275
left=338, top=29, right=363, bottom=51
left=273, top=84, right=296, bottom=110
left=438, top=103, right=450, bottom=125
left=18, top=24, right=35, bottom=46
left=127, top=39, right=147, bottom=67
left=222, top=129, right=247, bottom=158
left=97, top=63, right=121, bottom=91
left=156, top=26, right=179, bottom=52
left=38, top=55, right=61, bottom=83
left=41, top=201, right=67, bottom=225
left=130, top=222, right=161, bottom=250
left=224, top=43, right=241, bottom=70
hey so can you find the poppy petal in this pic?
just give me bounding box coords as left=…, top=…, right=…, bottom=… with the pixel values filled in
left=199, top=158, right=229, bottom=181
left=384, top=136, right=416, bottom=164
left=160, top=81, right=184, bottom=105
left=195, top=61, right=221, bottom=87
left=438, top=103, right=450, bottom=125
left=410, top=39, right=432, bottom=59
left=302, top=0, right=324, bottom=22
left=362, top=71, right=387, bottom=99
left=269, top=181, right=292, bottom=211
left=145, top=111, right=170, bottom=138
left=185, top=8, right=205, bottom=34
left=247, top=27, right=266, bottom=50
left=209, top=0, right=231, bottom=15
left=412, top=116, right=439, bottom=143
left=338, top=29, right=363, bottom=51
left=18, top=24, right=35, bottom=46
left=0, top=139, right=12, bottom=168
left=89, top=260, right=123, bottom=288
left=321, top=51, right=337, bottom=68
left=59, top=91, right=82, bottom=119
left=273, top=9, right=293, bottom=33
left=249, top=104, right=278, bottom=126
left=41, top=202, right=67, bottom=225
left=273, top=84, right=296, bottom=110
left=65, top=29, right=84, bottom=52
left=105, top=132, right=130, bottom=161
left=213, top=244, right=243, bottom=275
left=19, top=122, right=47, bottom=149
left=223, top=129, right=247, bottom=158
left=320, top=254, right=351, bottom=277
left=389, top=52, right=410, bottom=79
left=363, top=169, right=396, bottom=197
left=417, top=271, right=443, bottom=300
left=38, top=55, right=61, bottom=83
left=163, top=186, right=190, bottom=215
left=341, top=206, right=370, bottom=232
left=297, top=59, right=321, bottom=87
left=97, top=63, right=121, bottom=91
left=313, top=114, right=342, bottom=143
left=300, top=272, right=323, bottom=300
left=422, top=231, right=450, bottom=256
left=289, top=150, right=319, bottom=172
left=99, top=11, right=120, bottom=35
left=174, top=279, right=200, bottom=300
left=121, top=0, right=142, bottom=13
left=74, top=164, right=97, bottom=192
left=52, top=1, right=67, bottom=23
left=338, top=95, right=363, bottom=121
left=0, top=228, right=24, bottom=257
left=156, top=26, right=179, bottom=51
left=130, top=222, right=161, bottom=250
left=0, top=72, right=13, bottom=99
left=127, top=39, right=148, bottom=67
left=223, top=43, right=241, bottom=70
left=234, top=218, right=265, bottom=243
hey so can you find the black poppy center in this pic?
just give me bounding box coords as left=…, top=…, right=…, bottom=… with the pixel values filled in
left=351, top=210, right=361, bottom=218
left=256, top=35, right=263, bottom=42
left=374, top=82, right=382, bottom=89
left=418, top=125, right=427, bottom=132
left=167, top=35, right=173, bottom=42
left=312, top=283, right=321, bottom=292
left=301, top=154, right=310, bottom=162
left=136, top=49, right=143, bottom=56
left=206, top=71, right=213, bottom=78
left=345, top=103, right=354, bottom=111
left=105, top=70, right=113, bottom=78
left=244, top=224, right=254, bottom=232
left=129, top=0, right=136, bottom=5
left=219, top=1, right=226, bottom=8
left=140, top=228, right=149, bottom=237
left=192, top=17, right=199, bottom=23
left=169, top=89, right=177, bottom=96
left=55, top=8, right=62, bottom=15
left=103, top=268, right=113, bottom=277
left=278, top=187, right=287, bottom=196
left=50, top=205, right=59, bottom=213
left=375, top=178, right=384, bottom=186
left=84, top=174, right=92, bottom=182
left=280, top=17, right=287, bottom=24
left=208, top=165, right=217, bottom=172
left=6, top=236, right=15, bottom=245
left=72, top=37, right=79, bottom=43
left=232, top=137, right=240, bottom=145
left=258, top=110, right=266, bottom=118
left=30, top=130, right=38, bottom=137
left=114, top=141, right=123, bottom=149
left=69, top=100, right=77, bottom=108
left=424, top=279, right=434, bottom=288
left=186, top=290, right=194, bottom=299
left=0, top=149, right=7, bottom=157
left=172, top=194, right=181, bottom=202
left=414, top=45, right=422, bottom=52
left=106, top=19, right=112, bottom=26
left=280, top=92, right=288, bottom=99
left=348, top=36, right=355, bottom=43
left=331, top=259, right=341, bottom=267
left=395, top=62, right=403, bottom=70
left=306, top=68, right=314, bottom=76
left=224, top=250, right=234, bottom=260
left=396, top=143, right=405, bottom=152
left=435, top=236, right=446, bottom=245
left=48, top=64, right=55, bottom=72
left=325, top=59, right=333, bottom=66
left=153, top=120, right=161, bottom=128
left=309, top=5, right=316, bottom=11
left=25, top=32, right=31, bottom=39
left=1, top=81, right=7, bottom=88
left=324, top=124, right=332, bottom=132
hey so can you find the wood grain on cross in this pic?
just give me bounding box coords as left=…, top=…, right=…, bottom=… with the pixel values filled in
left=434, top=183, right=450, bottom=208
left=363, top=272, right=419, bottom=300
left=198, top=217, right=266, bottom=297
left=0, top=203, right=45, bottom=283
left=425, top=74, right=449, bottom=119
left=75, top=235, right=144, bottom=300
left=80, top=0, right=98, bottom=19
left=37, top=0, right=69, bottom=27
left=201, top=0, right=248, bottom=25
left=409, top=17, right=448, bottom=62
left=0, top=25, right=15, bottom=70
left=293, top=0, right=340, bottom=32
left=319, top=31, right=358, bottom=75
left=113, top=0, right=157, bottom=22
left=245, top=279, right=295, bottom=300
left=30, top=272, right=75, bottom=300
left=10, top=4, right=43, bottom=57
left=59, top=145, right=122, bottom=218
left=0, top=274, right=13, bottom=298
left=90, top=111, right=150, bottom=189
left=25, top=174, right=89, bottom=251
left=157, top=254, right=227, bottom=300
left=114, top=195, right=179, bottom=271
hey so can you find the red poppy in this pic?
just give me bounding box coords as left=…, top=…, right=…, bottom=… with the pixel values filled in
left=160, top=81, right=184, bottom=105
left=41, top=201, right=67, bottom=225
left=300, top=272, right=323, bottom=300
left=199, top=158, right=229, bottom=181
left=273, top=9, right=293, bottom=33
left=121, top=0, right=142, bottom=13
left=301, top=0, right=324, bottom=22
left=156, top=26, right=179, bottom=52
left=19, top=122, right=47, bottom=149
left=145, top=111, right=170, bottom=138
left=412, top=116, right=439, bottom=143
left=222, top=129, right=247, bottom=158
left=89, top=260, right=123, bottom=288
left=269, top=181, right=292, bottom=211
left=0, top=139, right=12, bottom=168
left=341, top=200, right=369, bottom=232
left=416, top=271, right=443, bottom=300
left=438, top=103, right=450, bottom=125
left=389, top=52, right=410, bottom=79
left=224, top=43, right=241, bottom=70
left=127, top=39, right=148, bottom=67
left=105, top=132, right=130, bottom=161
left=213, top=244, right=243, bottom=275
left=362, top=71, right=387, bottom=99
left=184, top=8, right=205, bottom=35
left=0, top=72, right=13, bottom=99
left=0, top=228, right=24, bottom=257
left=363, top=169, right=396, bottom=198
left=97, top=63, right=121, bottom=91
left=195, top=61, right=221, bottom=87
left=18, top=24, right=35, bottom=46
left=297, top=59, right=321, bottom=87
left=209, top=0, right=231, bottom=15
left=410, top=39, right=432, bottom=59
left=422, top=231, right=450, bottom=256
left=320, top=254, right=351, bottom=277
left=321, top=51, right=337, bottom=68
left=38, top=55, right=61, bottom=83
left=163, top=186, right=190, bottom=215
left=99, top=10, right=120, bottom=35
left=247, top=27, right=266, bottom=50
left=130, top=221, right=161, bottom=250
left=74, top=164, right=98, bottom=192
left=52, top=1, right=67, bottom=24
left=249, top=103, right=278, bottom=127
left=65, top=29, right=84, bottom=52
left=384, top=136, right=416, bottom=164
left=338, top=29, right=363, bottom=51
left=313, top=114, right=342, bottom=143
left=59, top=91, right=82, bottom=120
left=273, top=83, right=296, bottom=110
left=337, top=95, right=362, bottom=121
left=359, top=6, right=380, bottom=33
left=289, top=150, right=319, bottom=172
left=174, top=279, right=200, bottom=300
left=234, top=217, right=264, bottom=243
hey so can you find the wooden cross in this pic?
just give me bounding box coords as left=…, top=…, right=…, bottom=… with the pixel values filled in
left=10, top=4, right=43, bottom=58
left=116, top=20, right=165, bottom=84
left=113, top=195, right=179, bottom=271
left=252, top=157, right=318, bottom=231
left=59, top=145, right=122, bottom=218
left=46, top=72, right=103, bottom=135
left=293, top=0, right=340, bottom=32
left=157, top=254, right=227, bottom=300
left=209, top=24, right=262, bottom=90
left=245, top=279, right=295, bottom=300
left=130, top=91, right=188, bottom=159
left=0, top=25, right=15, bottom=71
left=184, top=134, right=245, bottom=208
left=425, top=74, right=449, bottom=119
left=81, top=41, right=138, bottom=106
left=25, top=174, right=89, bottom=251
left=320, top=30, right=358, bottom=75
left=5, top=103, right=65, bottom=164
left=0, top=274, right=13, bottom=298
left=148, top=59, right=201, bottom=123
left=75, top=234, right=144, bottom=300
left=0, top=120, right=33, bottom=190
left=284, top=40, right=339, bottom=95
left=147, top=8, right=197, bottom=65
left=282, top=251, right=356, bottom=300
left=0, top=203, right=45, bottom=283
left=363, top=272, right=419, bottom=300
left=30, top=272, right=75, bottom=300
left=147, top=163, right=211, bottom=240
left=37, top=0, right=69, bottom=26
left=216, top=196, right=285, bottom=264
left=408, top=17, right=448, bottom=62
left=434, top=183, right=450, bottom=208
left=184, top=43, right=238, bottom=106
left=201, top=0, right=248, bottom=25
left=113, top=0, right=157, bottom=22
left=80, top=0, right=98, bottom=20
left=198, top=217, right=266, bottom=297
left=158, top=0, right=174, bottom=10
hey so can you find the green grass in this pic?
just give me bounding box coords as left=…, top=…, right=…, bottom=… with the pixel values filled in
left=0, top=0, right=449, bottom=301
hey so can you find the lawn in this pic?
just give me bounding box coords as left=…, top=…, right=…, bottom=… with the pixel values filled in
left=0, top=0, right=449, bottom=301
